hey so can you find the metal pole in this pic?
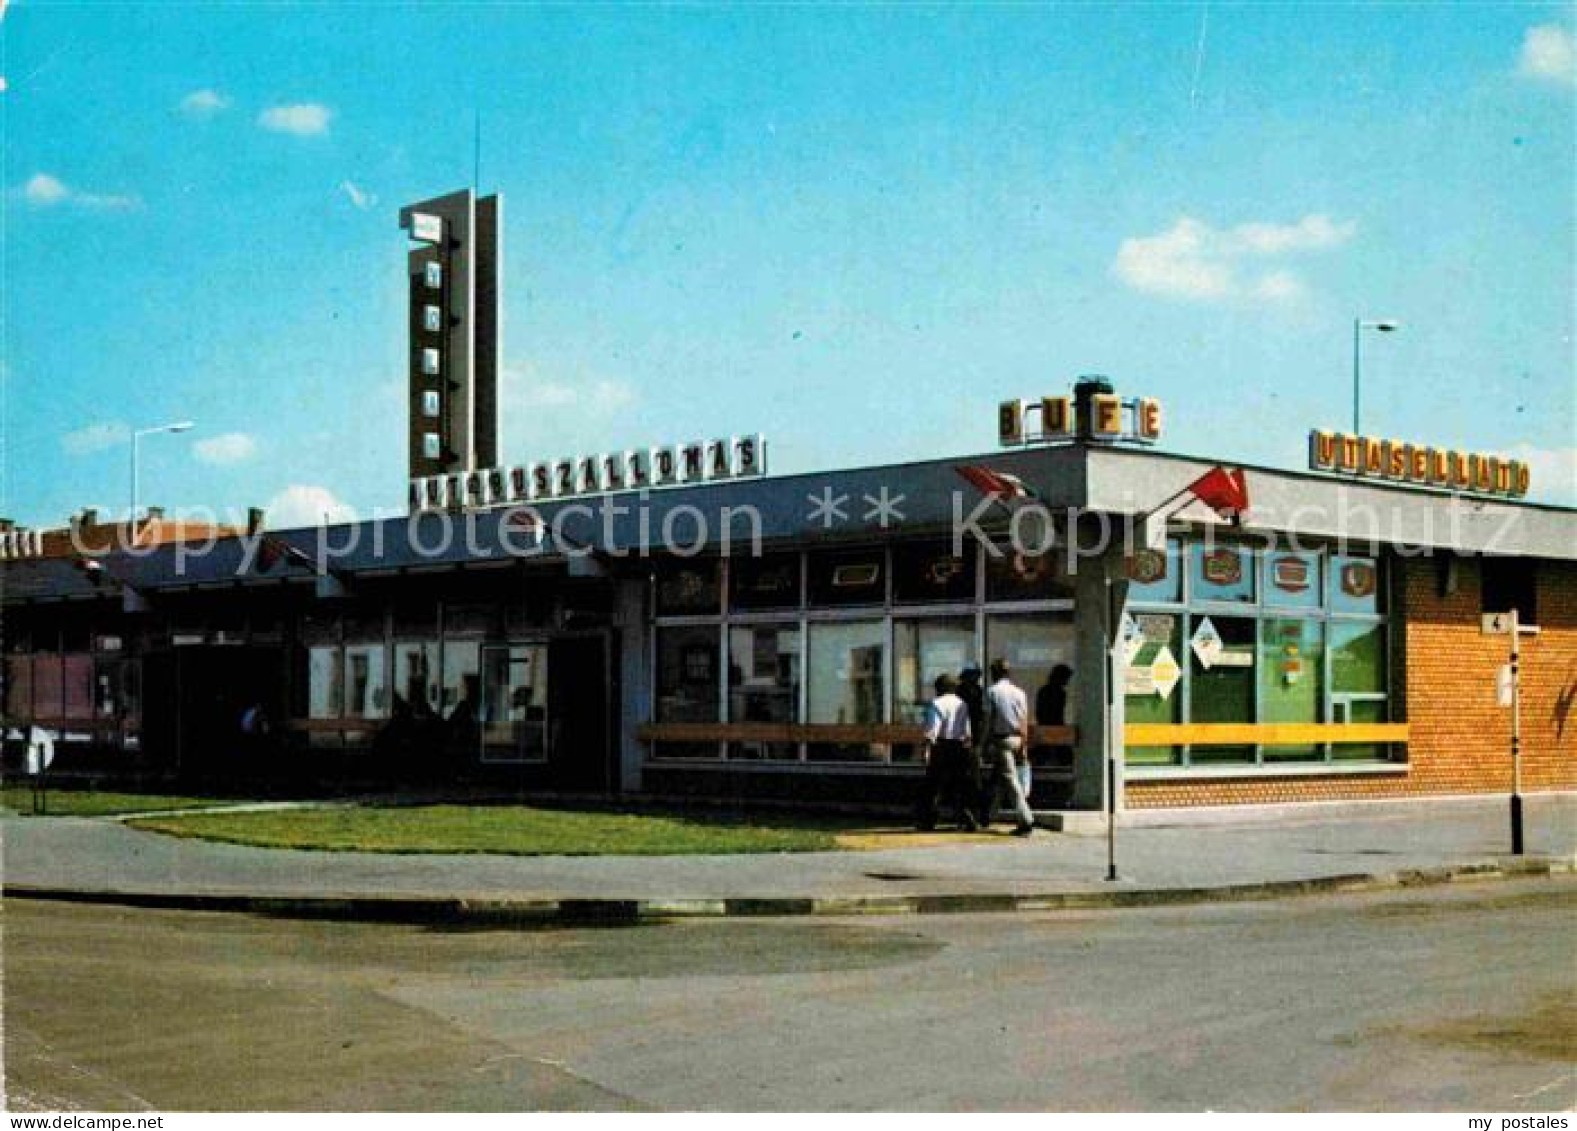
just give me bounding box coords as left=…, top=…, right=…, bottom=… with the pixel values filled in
left=130, top=430, right=140, bottom=524
left=1351, top=317, right=1361, bottom=434
left=1510, top=607, right=1524, bottom=855
left=1104, top=564, right=1119, bottom=882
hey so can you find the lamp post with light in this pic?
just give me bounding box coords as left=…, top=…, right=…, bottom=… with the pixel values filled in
left=1352, top=318, right=1401, bottom=434
left=130, top=421, right=195, bottom=524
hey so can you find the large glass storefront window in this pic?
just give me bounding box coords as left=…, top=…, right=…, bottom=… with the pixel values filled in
left=807, top=619, right=885, bottom=762
left=985, top=613, right=1076, bottom=731
left=1124, top=542, right=1392, bottom=769
left=1125, top=611, right=1183, bottom=766
left=481, top=644, right=548, bottom=763
left=1259, top=617, right=1324, bottom=762
left=1187, top=614, right=1257, bottom=764
left=393, top=640, right=439, bottom=719
left=893, top=618, right=975, bottom=725
left=656, top=625, right=719, bottom=724
left=726, top=623, right=799, bottom=760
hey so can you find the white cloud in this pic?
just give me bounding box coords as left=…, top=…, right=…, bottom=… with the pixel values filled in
left=262, top=484, right=357, bottom=530
left=339, top=179, right=376, bottom=210
left=1518, top=24, right=1576, bottom=86
left=1112, top=213, right=1356, bottom=305
left=258, top=102, right=332, bottom=136
left=61, top=421, right=129, bottom=456
left=503, top=361, right=638, bottom=413
left=178, top=89, right=230, bottom=119
left=22, top=171, right=140, bottom=210
left=1508, top=444, right=1577, bottom=505
left=193, top=431, right=257, bottom=465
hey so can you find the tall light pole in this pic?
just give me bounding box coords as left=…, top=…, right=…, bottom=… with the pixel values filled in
left=1352, top=318, right=1401, bottom=433
left=130, top=421, right=195, bottom=524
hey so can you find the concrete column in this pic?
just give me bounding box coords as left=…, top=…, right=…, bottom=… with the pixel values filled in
left=612, top=576, right=649, bottom=794
left=1071, top=543, right=1111, bottom=811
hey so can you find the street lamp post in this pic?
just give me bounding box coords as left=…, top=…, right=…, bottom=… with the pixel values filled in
left=1352, top=318, right=1401, bottom=433
left=130, top=421, right=195, bottom=525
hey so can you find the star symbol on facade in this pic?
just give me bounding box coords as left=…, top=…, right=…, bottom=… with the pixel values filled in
left=863, top=486, right=906, bottom=528
left=806, top=486, right=849, bottom=529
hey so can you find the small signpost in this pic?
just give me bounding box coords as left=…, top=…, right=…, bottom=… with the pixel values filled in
left=26, top=725, right=55, bottom=815
left=1483, top=609, right=1539, bottom=855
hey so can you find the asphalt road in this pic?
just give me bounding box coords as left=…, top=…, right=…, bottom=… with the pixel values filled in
left=4, top=879, right=1574, bottom=1112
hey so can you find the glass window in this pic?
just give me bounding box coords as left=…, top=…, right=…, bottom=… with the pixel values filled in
left=424, top=261, right=442, bottom=289
left=422, top=391, right=441, bottom=418
left=893, top=618, right=976, bottom=726
left=1124, top=540, right=1182, bottom=605
left=443, top=602, right=498, bottom=638
left=1188, top=614, right=1256, bottom=764
left=807, top=622, right=884, bottom=721
left=986, top=547, right=1074, bottom=603
left=61, top=654, right=93, bottom=721
left=656, top=560, right=721, bottom=617
left=808, top=548, right=886, bottom=607
left=344, top=644, right=387, bottom=719
left=1331, top=621, right=1386, bottom=694
left=306, top=647, right=341, bottom=719
left=393, top=640, right=439, bottom=718
left=726, top=624, right=799, bottom=760
left=481, top=645, right=548, bottom=763
left=1331, top=554, right=1383, bottom=616
left=422, top=432, right=441, bottom=460
left=807, top=620, right=885, bottom=761
left=1335, top=698, right=1390, bottom=762
left=5, top=654, right=33, bottom=718
left=1260, top=618, right=1324, bottom=762
left=1263, top=551, right=1322, bottom=610
left=93, top=658, right=121, bottom=720
left=1124, top=611, right=1182, bottom=766
left=656, top=625, right=719, bottom=723
left=440, top=640, right=481, bottom=719
left=893, top=541, right=976, bottom=605
left=1190, top=544, right=1255, bottom=604
left=423, top=304, right=443, bottom=333
left=728, top=553, right=800, bottom=612
left=33, top=655, right=62, bottom=719
left=727, top=624, right=799, bottom=723
left=984, top=613, right=1076, bottom=730
left=422, top=347, right=441, bottom=376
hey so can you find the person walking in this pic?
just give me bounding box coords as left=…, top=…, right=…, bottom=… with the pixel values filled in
left=957, top=665, right=989, bottom=824
left=915, top=673, right=979, bottom=832
left=982, top=658, right=1036, bottom=836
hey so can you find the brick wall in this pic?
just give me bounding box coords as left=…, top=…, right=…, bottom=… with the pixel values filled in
left=1129, top=556, right=1577, bottom=808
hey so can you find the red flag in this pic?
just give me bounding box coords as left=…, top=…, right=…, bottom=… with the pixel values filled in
left=955, top=465, right=1035, bottom=501
left=71, top=556, right=108, bottom=588
left=256, top=535, right=318, bottom=573
left=1186, top=467, right=1249, bottom=520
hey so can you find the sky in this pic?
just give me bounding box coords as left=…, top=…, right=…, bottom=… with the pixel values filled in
left=3, top=2, right=1574, bottom=530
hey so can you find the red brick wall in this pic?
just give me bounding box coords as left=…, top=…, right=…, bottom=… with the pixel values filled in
left=1128, top=556, right=1577, bottom=809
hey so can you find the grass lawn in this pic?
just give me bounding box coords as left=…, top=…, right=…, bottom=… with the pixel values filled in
left=127, top=803, right=855, bottom=855
left=0, top=787, right=237, bottom=818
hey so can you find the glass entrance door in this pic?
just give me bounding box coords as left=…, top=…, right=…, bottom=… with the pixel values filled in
left=480, top=643, right=548, bottom=764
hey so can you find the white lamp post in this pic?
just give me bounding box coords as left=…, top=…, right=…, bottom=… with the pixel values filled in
left=1352, top=318, right=1401, bottom=433
left=130, top=421, right=195, bottom=524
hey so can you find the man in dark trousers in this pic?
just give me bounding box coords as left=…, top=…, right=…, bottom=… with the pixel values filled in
left=958, top=665, right=988, bottom=823
left=915, top=673, right=979, bottom=832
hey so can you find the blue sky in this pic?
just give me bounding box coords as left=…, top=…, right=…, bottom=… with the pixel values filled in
left=4, top=2, right=1574, bottom=528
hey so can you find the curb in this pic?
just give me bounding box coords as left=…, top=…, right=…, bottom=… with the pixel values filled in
left=3, top=857, right=1571, bottom=926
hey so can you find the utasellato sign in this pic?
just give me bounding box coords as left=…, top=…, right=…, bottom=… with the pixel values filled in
left=1308, top=429, right=1530, bottom=498
left=410, top=434, right=768, bottom=512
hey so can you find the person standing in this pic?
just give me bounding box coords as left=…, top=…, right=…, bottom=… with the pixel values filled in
left=982, top=658, right=1036, bottom=836
left=1029, top=664, right=1074, bottom=802
left=957, top=665, right=988, bottom=823
left=916, top=674, right=979, bottom=832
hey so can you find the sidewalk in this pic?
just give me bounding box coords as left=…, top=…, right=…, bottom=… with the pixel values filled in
left=3, top=794, right=1573, bottom=919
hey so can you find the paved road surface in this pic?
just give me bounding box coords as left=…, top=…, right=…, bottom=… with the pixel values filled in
left=4, top=878, right=1574, bottom=1111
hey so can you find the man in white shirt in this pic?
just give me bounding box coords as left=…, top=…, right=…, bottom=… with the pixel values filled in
left=982, top=658, right=1036, bottom=835
left=916, top=673, right=979, bottom=832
